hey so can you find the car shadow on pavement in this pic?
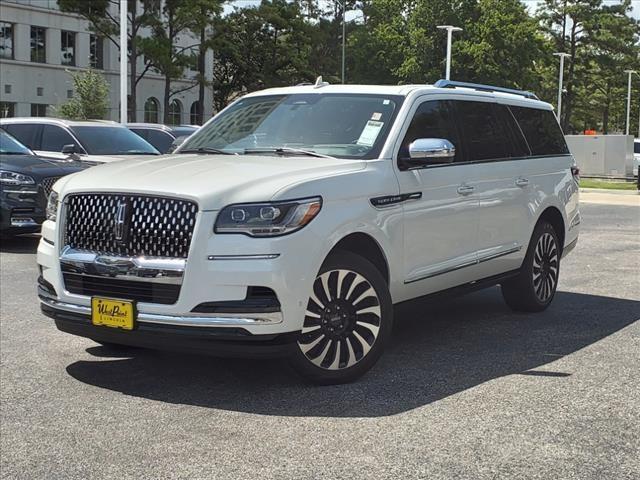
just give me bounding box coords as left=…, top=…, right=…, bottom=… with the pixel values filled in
left=0, top=234, right=40, bottom=254
left=65, top=288, right=639, bottom=417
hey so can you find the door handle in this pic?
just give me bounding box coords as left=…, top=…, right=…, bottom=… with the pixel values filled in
left=457, top=185, right=475, bottom=196
left=515, top=178, right=530, bottom=187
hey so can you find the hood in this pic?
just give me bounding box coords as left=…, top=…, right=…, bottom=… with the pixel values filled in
left=0, top=154, right=86, bottom=179
left=57, top=153, right=366, bottom=210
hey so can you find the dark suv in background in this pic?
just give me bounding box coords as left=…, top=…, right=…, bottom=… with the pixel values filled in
left=127, top=123, right=198, bottom=153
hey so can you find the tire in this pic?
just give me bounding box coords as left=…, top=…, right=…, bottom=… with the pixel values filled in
left=289, top=251, right=393, bottom=385
left=501, top=221, right=561, bottom=312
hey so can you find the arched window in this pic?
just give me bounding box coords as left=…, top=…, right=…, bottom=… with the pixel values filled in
left=168, top=99, right=182, bottom=125
left=190, top=101, right=201, bottom=125
left=144, top=97, right=159, bottom=123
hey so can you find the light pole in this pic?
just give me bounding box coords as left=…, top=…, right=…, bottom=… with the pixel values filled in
left=553, top=53, right=571, bottom=123
left=341, top=1, right=346, bottom=84
left=437, top=25, right=462, bottom=80
left=624, top=70, right=636, bottom=136
left=119, top=0, right=128, bottom=124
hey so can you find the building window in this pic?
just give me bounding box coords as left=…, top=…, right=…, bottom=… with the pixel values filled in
left=30, top=26, right=46, bottom=63
left=0, top=102, right=15, bottom=118
left=0, top=22, right=13, bottom=59
left=4, top=84, right=11, bottom=94
left=89, top=34, right=103, bottom=69
left=37, top=87, right=43, bottom=96
left=61, top=31, right=75, bottom=66
left=168, top=100, right=182, bottom=125
left=190, top=101, right=201, bottom=125
left=67, top=89, right=73, bottom=99
left=144, top=97, right=159, bottom=123
left=31, top=103, right=48, bottom=117
left=143, top=0, right=161, bottom=15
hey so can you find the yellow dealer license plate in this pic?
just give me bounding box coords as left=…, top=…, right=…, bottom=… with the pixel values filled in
left=91, top=297, right=135, bottom=330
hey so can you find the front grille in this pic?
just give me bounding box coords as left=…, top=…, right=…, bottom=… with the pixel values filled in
left=63, top=273, right=181, bottom=304
left=41, top=176, right=61, bottom=199
left=64, top=193, right=198, bottom=258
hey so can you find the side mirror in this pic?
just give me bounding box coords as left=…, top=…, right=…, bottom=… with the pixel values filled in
left=167, top=136, right=187, bottom=153
left=61, top=144, right=78, bottom=155
left=405, top=138, right=456, bottom=168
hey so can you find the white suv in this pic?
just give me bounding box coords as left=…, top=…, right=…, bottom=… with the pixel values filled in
left=37, top=80, right=580, bottom=384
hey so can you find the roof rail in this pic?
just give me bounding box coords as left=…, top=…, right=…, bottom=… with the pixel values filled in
left=433, top=79, right=538, bottom=100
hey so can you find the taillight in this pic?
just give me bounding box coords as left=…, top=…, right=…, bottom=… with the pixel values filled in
left=571, top=166, right=580, bottom=183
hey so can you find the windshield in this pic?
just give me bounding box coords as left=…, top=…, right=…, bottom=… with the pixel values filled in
left=0, top=129, right=32, bottom=155
left=180, top=93, right=403, bottom=159
left=71, top=126, right=160, bottom=155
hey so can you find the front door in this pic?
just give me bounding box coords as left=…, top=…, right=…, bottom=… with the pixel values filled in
left=394, top=98, right=479, bottom=299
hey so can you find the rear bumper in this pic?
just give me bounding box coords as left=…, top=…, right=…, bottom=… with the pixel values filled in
left=40, top=295, right=299, bottom=358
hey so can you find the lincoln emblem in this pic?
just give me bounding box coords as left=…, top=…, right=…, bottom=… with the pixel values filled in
left=114, top=201, right=127, bottom=241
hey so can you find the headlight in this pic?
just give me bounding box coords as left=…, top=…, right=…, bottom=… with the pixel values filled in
left=215, top=197, right=322, bottom=237
left=0, top=170, right=35, bottom=185
left=46, top=191, right=59, bottom=222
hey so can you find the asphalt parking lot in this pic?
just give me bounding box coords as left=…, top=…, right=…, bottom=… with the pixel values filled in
left=1, top=200, right=638, bottom=480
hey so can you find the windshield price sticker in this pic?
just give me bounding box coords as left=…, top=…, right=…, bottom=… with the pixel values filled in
left=357, top=120, right=384, bottom=147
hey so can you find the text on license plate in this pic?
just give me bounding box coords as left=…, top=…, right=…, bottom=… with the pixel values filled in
left=91, top=297, right=135, bottom=330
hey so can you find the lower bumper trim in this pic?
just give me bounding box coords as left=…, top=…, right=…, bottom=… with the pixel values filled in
left=41, top=302, right=298, bottom=358
left=39, top=296, right=283, bottom=326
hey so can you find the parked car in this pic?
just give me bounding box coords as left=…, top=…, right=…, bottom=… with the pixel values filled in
left=633, top=138, right=639, bottom=176
left=0, top=118, right=160, bottom=164
left=0, top=129, right=85, bottom=236
left=127, top=123, right=198, bottom=153
left=37, top=80, right=580, bottom=384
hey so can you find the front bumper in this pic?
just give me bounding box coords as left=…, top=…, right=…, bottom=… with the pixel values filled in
left=0, top=190, right=45, bottom=234
left=40, top=295, right=299, bottom=358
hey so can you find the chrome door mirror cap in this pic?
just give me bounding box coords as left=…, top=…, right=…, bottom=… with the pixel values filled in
left=407, top=138, right=456, bottom=165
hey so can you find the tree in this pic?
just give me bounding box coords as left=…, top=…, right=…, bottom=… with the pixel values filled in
left=57, top=0, right=157, bottom=121
left=139, top=0, right=201, bottom=124
left=57, top=69, right=110, bottom=120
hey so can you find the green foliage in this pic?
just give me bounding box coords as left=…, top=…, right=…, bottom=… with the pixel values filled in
left=57, top=69, right=110, bottom=120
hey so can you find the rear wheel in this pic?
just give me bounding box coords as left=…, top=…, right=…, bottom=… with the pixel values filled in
left=502, top=221, right=560, bottom=312
left=289, top=251, right=393, bottom=385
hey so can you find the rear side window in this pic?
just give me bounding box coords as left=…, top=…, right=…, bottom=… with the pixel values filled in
left=399, top=100, right=462, bottom=162
left=147, top=130, right=174, bottom=153
left=509, top=106, right=569, bottom=156
left=454, top=101, right=512, bottom=161
left=41, top=125, right=76, bottom=152
left=3, top=123, right=41, bottom=149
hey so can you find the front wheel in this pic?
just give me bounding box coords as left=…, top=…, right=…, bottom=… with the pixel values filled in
left=289, top=251, right=393, bottom=385
left=501, top=221, right=560, bottom=312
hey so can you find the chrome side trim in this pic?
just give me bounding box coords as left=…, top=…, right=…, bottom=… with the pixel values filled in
left=207, top=254, right=280, bottom=261
left=405, top=246, right=522, bottom=284
left=60, top=246, right=185, bottom=284
left=40, top=296, right=283, bottom=326
left=477, top=246, right=522, bottom=264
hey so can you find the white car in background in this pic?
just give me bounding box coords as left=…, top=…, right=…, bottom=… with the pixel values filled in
left=0, top=118, right=159, bottom=164
left=37, top=80, right=580, bottom=384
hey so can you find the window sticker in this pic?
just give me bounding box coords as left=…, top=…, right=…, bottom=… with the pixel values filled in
left=371, top=112, right=382, bottom=121
left=357, top=120, right=384, bottom=147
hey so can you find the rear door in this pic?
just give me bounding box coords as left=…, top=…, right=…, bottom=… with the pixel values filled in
left=453, top=99, right=531, bottom=277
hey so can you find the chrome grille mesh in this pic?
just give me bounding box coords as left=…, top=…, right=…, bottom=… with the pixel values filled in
left=64, top=193, right=198, bottom=258
left=41, top=177, right=61, bottom=199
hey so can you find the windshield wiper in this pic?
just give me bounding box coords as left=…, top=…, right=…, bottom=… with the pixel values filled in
left=180, top=147, right=236, bottom=155
left=243, top=147, right=330, bottom=158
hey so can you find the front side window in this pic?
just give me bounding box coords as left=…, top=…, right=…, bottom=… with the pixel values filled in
left=89, top=34, right=103, bottom=69
left=70, top=126, right=159, bottom=155
left=30, top=26, right=46, bottom=63
left=61, top=31, right=75, bottom=66
left=147, top=130, right=174, bottom=153
left=0, top=22, right=13, bottom=59
left=182, top=93, right=402, bottom=159
left=399, top=100, right=462, bottom=162
left=510, top=106, right=569, bottom=156
left=454, top=100, right=512, bottom=162
left=41, top=125, right=76, bottom=152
